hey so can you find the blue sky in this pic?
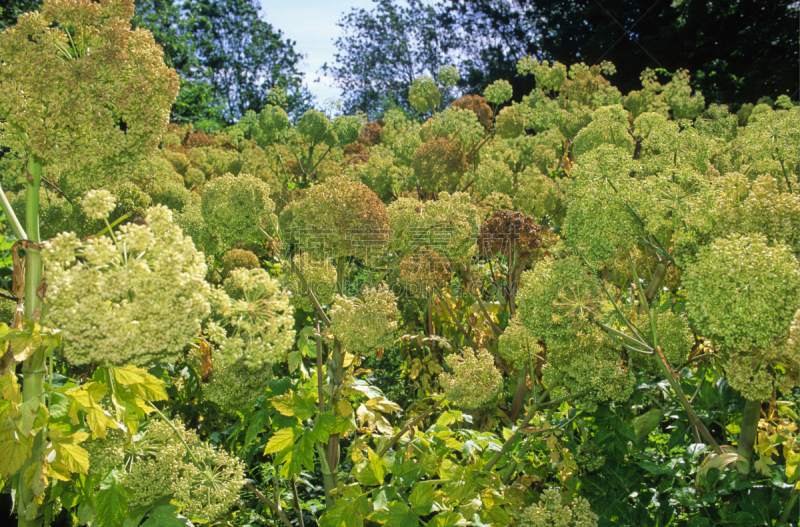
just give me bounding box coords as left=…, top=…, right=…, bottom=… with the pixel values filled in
left=259, top=0, right=381, bottom=105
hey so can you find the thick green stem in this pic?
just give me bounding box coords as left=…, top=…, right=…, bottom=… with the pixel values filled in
left=508, top=366, right=529, bottom=422
left=655, top=347, right=724, bottom=456
left=736, top=399, right=762, bottom=474
left=336, top=257, right=345, bottom=296
left=778, top=485, right=799, bottom=525
left=18, top=155, right=44, bottom=527
left=644, top=262, right=667, bottom=302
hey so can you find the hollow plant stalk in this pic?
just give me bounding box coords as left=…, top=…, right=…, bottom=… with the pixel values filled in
left=18, top=154, right=44, bottom=527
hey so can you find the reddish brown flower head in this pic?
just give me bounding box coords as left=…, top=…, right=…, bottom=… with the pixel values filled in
left=358, top=121, right=383, bottom=147
left=478, top=210, right=542, bottom=262
left=451, top=94, right=493, bottom=129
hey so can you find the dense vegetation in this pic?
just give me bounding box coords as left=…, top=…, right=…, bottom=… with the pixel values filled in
left=0, top=1, right=798, bottom=527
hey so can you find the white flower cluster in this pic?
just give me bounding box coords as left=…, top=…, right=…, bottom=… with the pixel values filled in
left=329, top=284, right=399, bottom=357
left=44, top=205, right=211, bottom=367
left=213, top=268, right=295, bottom=369
left=82, top=189, right=117, bottom=220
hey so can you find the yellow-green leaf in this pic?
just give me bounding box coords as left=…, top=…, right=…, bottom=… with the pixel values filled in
left=0, top=428, right=31, bottom=477
left=85, top=407, right=119, bottom=440
left=264, top=428, right=300, bottom=455
left=64, top=382, right=108, bottom=408
left=0, top=372, right=21, bottom=403
left=53, top=441, right=89, bottom=475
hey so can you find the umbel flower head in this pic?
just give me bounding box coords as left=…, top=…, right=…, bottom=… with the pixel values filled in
left=478, top=210, right=542, bottom=263
left=518, top=488, right=598, bottom=527
left=440, top=347, right=503, bottom=410
left=683, top=234, right=799, bottom=401
left=201, top=173, right=276, bottom=249
left=288, top=175, right=390, bottom=261
left=215, top=268, right=296, bottom=369
left=0, top=0, right=179, bottom=186
left=278, top=253, right=337, bottom=312
left=43, top=205, right=211, bottom=367
left=329, top=284, right=399, bottom=357
left=89, top=418, right=246, bottom=522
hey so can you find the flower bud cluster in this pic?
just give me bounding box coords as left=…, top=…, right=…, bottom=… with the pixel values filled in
left=518, top=488, right=598, bottom=527
left=278, top=254, right=337, bottom=312
left=112, top=419, right=245, bottom=521
left=388, top=192, right=481, bottom=258
left=215, top=268, right=295, bottom=369
left=289, top=176, right=390, bottom=260
left=409, top=76, right=441, bottom=113
left=440, top=347, right=503, bottom=409
left=82, top=190, right=117, bottom=220
left=44, top=205, right=211, bottom=367
left=329, top=284, right=399, bottom=357
left=498, top=318, right=540, bottom=368
left=201, top=173, right=276, bottom=248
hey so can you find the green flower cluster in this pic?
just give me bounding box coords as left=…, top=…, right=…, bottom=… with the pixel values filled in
left=484, top=80, right=513, bottom=105
left=683, top=235, right=798, bottom=400
left=288, top=175, right=390, bottom=260
left=112, top=419, right=245, bottom=521
left=473, top=156, right=514, bottom=198
left=409, top=76, right=441, bottom=113
left=44, top=205, right=211, bottom=367
left=329, top=284, right=399, bottom=357
left=278, top=254, right=337, bottom=311
left=562, top=146, right=643, bottom=268
left=440, top=347, right=503, bottom=410
left=203, top=360, right=273, bottom=412
left=518, top=488, right=598, bottom=527
left=412, top=137, right=468, bottom=193
left=201, top=173, right=276, bottom=248
left=387, top=192, right=481, bottom=258
left=215, top=268, right=295, bottom=369
left=516, top=257, right=603, bottom=345
left=498, top=317, right=540, bottom=368
left=626, top=311, right=694, bottom=373
left=348, top=146, right=409, bottom=200
left=0, top=0, right=179, bottom=185
left=398, top=246, right=451, bottom=296
left=514, top=169, right=564, bottom=221
left=683, top=234, right=799, bottom=352
left=495, top=107, right=525, bottom=139
left=221, top=249, right=260, bottom=277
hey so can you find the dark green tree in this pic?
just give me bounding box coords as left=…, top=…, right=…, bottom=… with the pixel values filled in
left=183, top=0, right=312, bottom=123
left=447, top=0, right=798, bottom=106
left=0, top=0, right=40, bottom=29
left=325, top=0, right=462, bottom=117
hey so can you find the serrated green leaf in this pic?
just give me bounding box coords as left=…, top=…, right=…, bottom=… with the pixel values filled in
left=271, top=391, right=315, bottom=420
left=427, top=512, right=468, bottom=527
left=264, top=428, right=300, bottom=455
left=311, top=411, right=336, bottom=443
left=245, top=409, right=271, bottom=447
left=0, top=428, right=31, bottom=477
left=353, top=448, right=387, bottom=486
left=0, top=371, right=21, bottom=403
left=95, top=472, right=130, bottom=527
left=64, top=382, right=108, bottom=408
left=369, top=501, right=420, bottom=527
left=275, top=432, right=316, bottom=478
left=319, top=494, right=370, bottom=527
left=85, top=406, right=119, bottom=440
left=52, top=434, right=90, bottom=475
left=288, top=351, right=302, bottom=373
left=408, top=482, right=437, bottom=516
